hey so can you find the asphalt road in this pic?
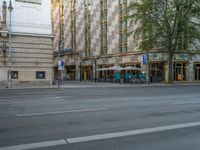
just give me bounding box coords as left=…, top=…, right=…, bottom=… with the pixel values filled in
left=0, top=85, right=200, bottom=150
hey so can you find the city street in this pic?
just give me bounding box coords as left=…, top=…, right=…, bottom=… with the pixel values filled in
left=0, top=84, right=200, bottom=150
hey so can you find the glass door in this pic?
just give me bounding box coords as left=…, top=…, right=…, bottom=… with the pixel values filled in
left=174, top=62, right=188, bottom=81
left=83, top=66, right=92, bottom=81
left=195, top=64, right=200, bottom=81
left=150, top=63, right=164, bottom=82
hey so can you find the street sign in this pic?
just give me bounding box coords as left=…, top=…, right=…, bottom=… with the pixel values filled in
left=143, top=53, right=149, bottom=65
left=58, top=60, right=65, bottom=70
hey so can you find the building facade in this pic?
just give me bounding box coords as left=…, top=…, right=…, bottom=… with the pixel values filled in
left=52, top=0, right=200, bottom=83
left=0, top=0, right=53, bottom=87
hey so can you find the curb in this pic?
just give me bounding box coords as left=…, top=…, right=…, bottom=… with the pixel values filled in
left=1, top=83, right=200, bottom=90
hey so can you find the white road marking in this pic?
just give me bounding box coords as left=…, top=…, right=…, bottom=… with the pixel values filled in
left=1, top=121, right=200, bottom=149
left=16, top=108, right=106, bottom=117
left=0, top=139, right=67, bottom=150
left=173, top=101, right=200, bottom=105
left=67, top=121, right=200, bottom=143
left=51, top=96, right=72, bottom=99
left=52, top=96, right=63, bottom=99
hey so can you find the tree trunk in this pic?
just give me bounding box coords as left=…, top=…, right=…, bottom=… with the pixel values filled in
left=168, top=53, right=173, bottom=83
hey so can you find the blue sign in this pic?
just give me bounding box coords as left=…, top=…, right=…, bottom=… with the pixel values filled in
left=143, top=53, right=149, bottom=65
left=58, top=60, right=65, bottom=70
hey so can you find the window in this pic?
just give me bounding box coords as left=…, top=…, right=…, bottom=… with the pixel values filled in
left=84, top=0, right=91, bottom=56
left=36, top=71, right=46, bottom=79
left=194, top=63, right=200, bottom=81
left=11, top=71, right=18, bottom=79
left=71, top=0, right=76, bottom=51
left=119, top=0, right=127, bottom=52
left=100, top=0, right=107, bottom=55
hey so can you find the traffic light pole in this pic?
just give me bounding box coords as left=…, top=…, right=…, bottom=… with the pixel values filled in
left=58, top=70, right=61, bottom=88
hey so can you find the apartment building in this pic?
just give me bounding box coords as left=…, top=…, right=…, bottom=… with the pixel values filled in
left=52, top=0, right=200, bottom=83
left=0, top=0, right=53, bottom=87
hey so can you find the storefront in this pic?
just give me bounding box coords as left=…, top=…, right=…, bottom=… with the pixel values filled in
left=120, top=63, right=141, bottom=78
left=65, top=65, right=76, bottom=80
left=81, top=65, right=93, bottom=81
left=173, top=62, right=188, bottom=81
left=97, top=65, right=114, bottom=81
left=150, top=62, right=165, bottom=82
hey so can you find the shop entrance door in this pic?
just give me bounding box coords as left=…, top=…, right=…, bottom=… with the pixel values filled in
left=83, top=66, right=92, bottom=81
left=174, top=62, right=187, bottom=81
left=175, top=67, right=182, bottom=81
left=195, top=65, right=200, bottom=81
left=150, top=63, right=164, bottom=82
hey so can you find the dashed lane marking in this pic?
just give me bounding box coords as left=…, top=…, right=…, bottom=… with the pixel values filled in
left=16, top=108, right=106, bottom=117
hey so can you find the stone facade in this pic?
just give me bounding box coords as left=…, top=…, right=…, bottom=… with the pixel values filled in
left=52, top=0, right=200, bottom=83
left=0, top=32, right=53, bottom=87
left=0, top=0, right=53, bottom=87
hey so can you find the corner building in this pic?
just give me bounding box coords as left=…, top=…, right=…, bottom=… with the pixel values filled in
left=52, top=0, right=200, bottom=83
left=0, top=0, right=53, bottom=87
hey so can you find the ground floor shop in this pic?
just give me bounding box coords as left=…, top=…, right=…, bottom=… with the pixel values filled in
left=173, top=62, right=188, bottom=81
left=80, top=65, right=93, bottom=81
left=150, top=62, right=165, bottom=82
left=80, top=53, right=200, bottom=83
left=57, top=53, right=200, bottom=83
left=194, top=63, right=200, bottom=81
left=96, top=63, right=141, bottom=82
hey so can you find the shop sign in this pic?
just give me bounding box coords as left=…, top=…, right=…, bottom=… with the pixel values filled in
left=152, top=53, right=159, bottom=60
left=58, top=60, right=64, bottom=71
left=143, top=53, right=149, bottom=65
left=175, top=54, right=188, bottom=61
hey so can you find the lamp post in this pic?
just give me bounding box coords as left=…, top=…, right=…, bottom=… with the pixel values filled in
left=79, top=61, right=82, bottom=82
left=2, top=1, right=7, bottom=29
left=8, top=0, right=14, bottom=88
left=143, top=52, right=149, bottom=84
left=57, top=0, right=64, bottom=88
left=94, top=56, right=97, bottom=82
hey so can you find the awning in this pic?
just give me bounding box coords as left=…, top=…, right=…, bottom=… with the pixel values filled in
left=97, top=66, right=123, bottom=71
left=122, top=66, right=141, bottom=71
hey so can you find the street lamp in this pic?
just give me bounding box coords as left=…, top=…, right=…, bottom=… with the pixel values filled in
left=7, top=0, right=14, bottom=88
left=2, top=1, right=7, bottom=29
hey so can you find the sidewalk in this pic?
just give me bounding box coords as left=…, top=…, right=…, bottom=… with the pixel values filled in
left=1, top=80, right=200, bottom=90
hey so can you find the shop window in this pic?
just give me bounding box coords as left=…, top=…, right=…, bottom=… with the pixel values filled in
left=36, top=71, right=45, bottom=79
